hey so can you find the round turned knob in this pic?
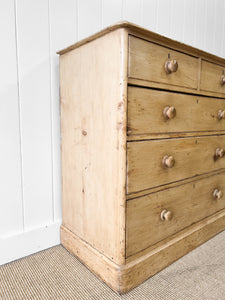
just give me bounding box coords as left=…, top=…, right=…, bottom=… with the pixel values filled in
left=163, top=106, right=176, bottom=120
left=162, top=155, right=175, bottom=168
left=215, top=148, right=225, bottom=158
left=218, top=110, right=225, bottom=120
left=213, top=189, right=223, bottom=200
left=165, top=59, right=178, bottom=74
left=161, top=209, right=173, bottom=221
left=221, top=74, right=225, bottom=85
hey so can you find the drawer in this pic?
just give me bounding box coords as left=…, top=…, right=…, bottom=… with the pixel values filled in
left=128, top=87, right=225, bottom=136
left=127, top=136, right=225, bottom=194
left=128, top=36, right=198, bottom=89
left=201, top=60, right=225, bottom=94
left=126, top=172, right=225, bottom=257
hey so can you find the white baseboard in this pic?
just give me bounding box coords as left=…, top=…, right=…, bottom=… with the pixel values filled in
left=0, top=221, right=61, bottom=266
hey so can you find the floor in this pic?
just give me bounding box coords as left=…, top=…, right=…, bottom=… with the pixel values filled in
left=1, top=231, right=225, bottom=299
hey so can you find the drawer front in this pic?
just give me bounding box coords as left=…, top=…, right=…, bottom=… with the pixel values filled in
left=128, top=36, right=198, bottom=89
left=201, top=60, right=225, bottom=94
left=128, top=87, right=225, bottom=136
left=127, top=136, right=225, bottom=194
left=126, top=172, right=225, bottom=257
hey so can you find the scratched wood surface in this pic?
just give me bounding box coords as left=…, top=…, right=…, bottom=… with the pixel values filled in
left=127, top=135, right=225, bottom=194
left=128, top=86, right=225, bottom=136
left=126, top=172, right=225, bottom=257
left=60, top=29, right=127, bottom=264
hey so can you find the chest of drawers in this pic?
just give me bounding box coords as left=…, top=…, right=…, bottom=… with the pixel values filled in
left=58, top=22, right=225, bottom=293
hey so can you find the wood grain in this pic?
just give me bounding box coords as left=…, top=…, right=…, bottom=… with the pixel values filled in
left=128, top=77, right=225, bottom=99
left=127, top=135, right=225, bottom=194
left=61, top=226, right=121, bottom=293
left=127, top=131, right=225, bottom=141
left=201, top=60, right=225, bottom=94
left=128, top=87, right=225, bottom=136
left=122, top=209, right=225, bottom=293
left=57, top=21, right=225, bottom=67
left=61, top=209, right=225, bottom=294
left=126, top=172, right=225, bottom=257
left=126, top=170, right=225, bottom=200
left=60, top=28, right=127, bottom=264
left=128, top=35, right=198, bottom=89
left=58, top=21, right=225, bottom=293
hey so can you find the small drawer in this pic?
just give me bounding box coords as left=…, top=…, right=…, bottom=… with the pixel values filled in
left=128, top=35, right=198, bottom=90
left=128, top=87, right=225, bottom=136
left=127, top=136, right=225, bottom=194
left=201, top=60, right=225, bottom=94
left=126, top=172, right=225, bottom=257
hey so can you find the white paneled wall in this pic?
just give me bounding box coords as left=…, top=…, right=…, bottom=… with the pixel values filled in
left=1, top=0, right=225, bottom=265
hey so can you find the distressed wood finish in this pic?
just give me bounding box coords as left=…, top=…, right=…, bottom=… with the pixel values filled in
left=128, top=35, right=198, bottom=89
left=128, top=77, right=225, bottom=99
left=61, top=209, right=225, bottom=294
left=201, top=60, right=225, bottom=94
left=122, top=209, right=225, bottom=293
left=127, top=136, right=225, bottom=194
left=127, top=131, right=225, bottom=141
left=126, top=170, right=225, bottom=200
left=126, top=172, right=225, bottom=257
left=59, top=22, right=225, bottom=293
left=128, top=87, right=225, bottom=136
left=60, top=28, right=127, bottom=265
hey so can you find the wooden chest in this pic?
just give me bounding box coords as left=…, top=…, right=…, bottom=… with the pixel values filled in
left=58, top=22, right=225, bottom=293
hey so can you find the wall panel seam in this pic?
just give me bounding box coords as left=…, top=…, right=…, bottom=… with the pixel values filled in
left=14, top=0, right=24, bottom=231
left=47, top=0, right=55, bottom=223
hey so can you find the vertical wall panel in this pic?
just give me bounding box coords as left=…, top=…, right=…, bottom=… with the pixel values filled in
left=214, top=0, right=224, bottom=57
left=183, top=0, right=196, bottom=47
left=49, top=0, right=77, bottom=222
left=205, top=0, right=216, bottom=56
left=102, top=0, right=123, bottom=28
left=194, top=0, right=207, bottom=52
left=156, top=0, right=172, bottom=38
left=0, top=0, right=23, bottom=237
left=77, top=0, right=101, bottom=40
left=123, top=0, right=142, bottom=25
left=142, top=0, right=158, bottom=32
left=16, top=0, right=53, bottom=229
left=170, top=0, right=185, bottom=42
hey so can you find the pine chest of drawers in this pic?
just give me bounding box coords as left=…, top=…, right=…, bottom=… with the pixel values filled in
left=58, top=22, right=225, bottom=293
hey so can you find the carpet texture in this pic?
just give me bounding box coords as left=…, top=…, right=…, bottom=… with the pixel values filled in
left=1, top=231, right=225, bottom=299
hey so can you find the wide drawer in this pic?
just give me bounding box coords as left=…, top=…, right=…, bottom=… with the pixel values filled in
left=127, top=136, right=225, bottom=194
left=128, top=35, right=198, bottom=89
left=201, top=60, right=225, bottom=94
left=126, top=172, right=225, bottom=257
left=128, top=87, right=225, bottom=136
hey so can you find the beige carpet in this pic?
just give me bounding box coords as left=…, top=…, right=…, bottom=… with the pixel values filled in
left=1, top=231, right=225, bottom=300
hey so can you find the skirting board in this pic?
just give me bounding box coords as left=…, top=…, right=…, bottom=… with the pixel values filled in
left=61, top=209, right=225, bottom=294
left=0, top=221, right=61, bottom=266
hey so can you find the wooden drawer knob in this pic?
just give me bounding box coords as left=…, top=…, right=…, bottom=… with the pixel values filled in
left=213, top=189, right=223, bottom=200
left=215, top=148, right=225, bottom=159
left=165, top=59, right=178, bottom=74
left=161, top=209, right=173, bottom=221
left=221, top=74, right=225, bottom=85
left=162, top=155, right=175, bottom=168
left=218, top=110, right=225, bottom=120
left=163, top=106, right=176, bottom=120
